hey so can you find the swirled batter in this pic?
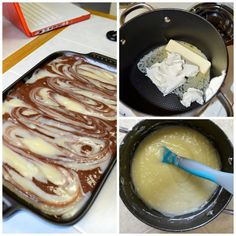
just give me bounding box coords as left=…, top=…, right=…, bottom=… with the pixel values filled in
left=132, top=126, right=221, bottom=216
left=3, top=55, right=116, bottom=219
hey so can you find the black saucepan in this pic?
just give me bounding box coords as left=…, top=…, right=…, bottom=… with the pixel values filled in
left=120, top=119, right=233, bottom=232
left=120, top=3, right=233, bottom=116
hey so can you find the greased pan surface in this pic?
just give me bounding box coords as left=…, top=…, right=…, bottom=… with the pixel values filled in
left=120, top=120, right=233, bottom=232
left=3, top=51, right=117, bottom=225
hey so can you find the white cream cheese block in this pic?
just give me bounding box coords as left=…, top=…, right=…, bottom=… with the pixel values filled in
left=181, top=88, right=204, bottom=107
left=146, top=52, right=199, bottom=96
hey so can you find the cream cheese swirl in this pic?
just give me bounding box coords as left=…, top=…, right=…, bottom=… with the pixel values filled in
left=3, top=55, right=116, bottom=219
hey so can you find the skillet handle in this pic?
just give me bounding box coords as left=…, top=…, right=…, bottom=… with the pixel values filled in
left=3, top=195, right=19, bottom=219
left=86, top=52, right=116, bottom=67
left=216, top=91, right=233, bottom=117
left=120, top=3, right=154, bottom=26
left=223, top=208, right=233, bottom=215
left=119, top=127, right=130, bottom=134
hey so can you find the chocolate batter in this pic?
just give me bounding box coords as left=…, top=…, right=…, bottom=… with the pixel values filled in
left=3, top=55, right=116, bottom=218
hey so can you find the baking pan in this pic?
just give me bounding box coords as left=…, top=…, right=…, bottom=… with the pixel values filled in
left=3, top=51, right=117, bottom=225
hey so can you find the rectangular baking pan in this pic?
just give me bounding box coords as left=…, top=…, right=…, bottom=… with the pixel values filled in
left=3, top=51, right=117, bottom=225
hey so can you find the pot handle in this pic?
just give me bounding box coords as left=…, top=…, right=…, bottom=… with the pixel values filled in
left=120, top=3, right=155, bottom=26
left=119, top=127, right=130, bottom=134
left=216, top=91, right=233, bottom=117
left=223, top=208, right=233, bottom=215
left=3, top=195, right=19, bottom=219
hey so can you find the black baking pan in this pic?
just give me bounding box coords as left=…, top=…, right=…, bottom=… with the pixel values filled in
left=3, top=51, right=117, bottom=225
left=120, top=119, right=233, bottom=232
left=120, top=3, right=233, bottom=116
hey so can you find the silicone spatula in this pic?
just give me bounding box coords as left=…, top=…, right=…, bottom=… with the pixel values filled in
left=162, top=146, right=233, bottom=194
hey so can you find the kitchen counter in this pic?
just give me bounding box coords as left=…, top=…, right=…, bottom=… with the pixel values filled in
left=3, top=11, right=117, bottom=234
left=119, top=118, right=234, bottom=233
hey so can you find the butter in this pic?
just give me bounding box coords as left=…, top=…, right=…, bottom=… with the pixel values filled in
left=166, top=39, right=211, bottom=74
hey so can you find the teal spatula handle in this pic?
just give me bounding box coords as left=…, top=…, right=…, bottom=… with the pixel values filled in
left=177, top=157, right=233, bottom=194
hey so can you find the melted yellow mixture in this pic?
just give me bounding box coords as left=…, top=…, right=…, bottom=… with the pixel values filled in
left=131, top=126, right=221, bottom=216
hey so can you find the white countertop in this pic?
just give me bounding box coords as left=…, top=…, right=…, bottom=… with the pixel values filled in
left=119, top=118, right=233, bottom=233
left=3, top=17, right=35, bottom=60
left=3, top=14, right=117, bottom=234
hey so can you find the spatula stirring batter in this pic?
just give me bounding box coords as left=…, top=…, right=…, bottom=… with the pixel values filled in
left=131, top=126, right=221, bottom=216
left=162, top=146, right=233, bottom=194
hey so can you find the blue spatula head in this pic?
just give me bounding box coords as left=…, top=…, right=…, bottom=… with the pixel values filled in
left=162, top=146, right=178, bottom=165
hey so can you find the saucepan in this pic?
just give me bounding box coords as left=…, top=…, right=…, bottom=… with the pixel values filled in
left=120, top=3, right=233, bottom=116
left=120, top=119, right=233, bottom=232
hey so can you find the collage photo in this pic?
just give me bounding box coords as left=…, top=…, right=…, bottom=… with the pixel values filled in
left=2, top=0, right=234, bottom=234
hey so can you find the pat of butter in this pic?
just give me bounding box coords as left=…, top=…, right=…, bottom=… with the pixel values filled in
left=166, top=39, right=211, bottom=74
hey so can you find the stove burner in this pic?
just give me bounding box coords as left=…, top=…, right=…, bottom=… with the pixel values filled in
left=190, top=3, right=233, bottom=45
